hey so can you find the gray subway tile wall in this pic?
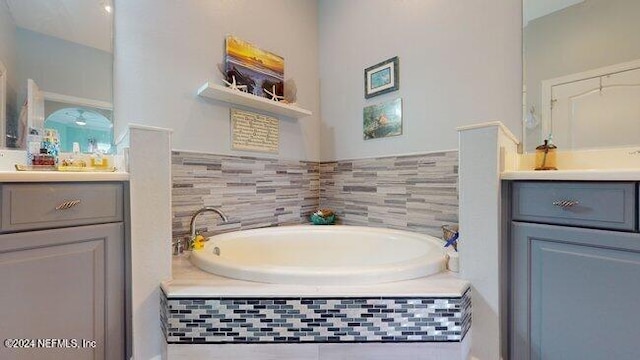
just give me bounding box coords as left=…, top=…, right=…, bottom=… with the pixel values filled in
left=172, top=151, right=320, bottom=242
left=171, top=151, right=458, bottom=241
left=320, top=152, right=458, bottom=237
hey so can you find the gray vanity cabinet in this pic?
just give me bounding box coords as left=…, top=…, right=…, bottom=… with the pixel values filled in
left=0, top=182, right=126, bottom=360
left=509, top=181, right=640, bottom=360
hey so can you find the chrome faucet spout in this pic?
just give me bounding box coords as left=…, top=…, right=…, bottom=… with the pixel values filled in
left=189, top=206, right=229, bottom=239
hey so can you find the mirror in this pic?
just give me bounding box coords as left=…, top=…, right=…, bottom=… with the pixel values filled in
left=0, top=0, right=113, bottom=152
left=522, top=0, right=640, bottom=152
left=45, top=104, right=113, bottom=154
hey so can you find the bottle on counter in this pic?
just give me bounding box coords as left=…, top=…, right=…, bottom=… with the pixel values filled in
left=534, top=138, right=557, bottom=171
left=33, top=148, right=55, bottom=166
left=26, top=129, right=42, bottom=166
left=90, top=150, right=110, bottom=169
left=60, top=142, right=88, bottom=168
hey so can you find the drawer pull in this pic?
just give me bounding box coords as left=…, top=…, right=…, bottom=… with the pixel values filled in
left=552, top=200, right=579, bottom=209
left=55, top=200, right=82, bottom=210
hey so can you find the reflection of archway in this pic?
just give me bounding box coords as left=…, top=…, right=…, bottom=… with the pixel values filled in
left=45, top=107, right=113, bottom=153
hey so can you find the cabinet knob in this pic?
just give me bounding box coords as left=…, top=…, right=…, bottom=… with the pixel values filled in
left=552, top=200, right=579, bottom=209
left=55, top=199, right=82, bottom=210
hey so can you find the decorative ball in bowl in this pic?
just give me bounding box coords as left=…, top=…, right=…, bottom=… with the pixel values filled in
left=310, top=209, right=336, bottom=225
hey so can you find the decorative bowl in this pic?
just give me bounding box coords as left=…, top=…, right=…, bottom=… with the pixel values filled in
left=311, top=213, right=336, bottom=225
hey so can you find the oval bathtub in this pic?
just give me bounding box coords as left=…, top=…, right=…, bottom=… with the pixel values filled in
left=189, top=225, right=447, bottom=285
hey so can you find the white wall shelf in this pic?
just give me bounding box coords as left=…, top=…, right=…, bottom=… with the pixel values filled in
left=197, top=82, right=312, bottom=119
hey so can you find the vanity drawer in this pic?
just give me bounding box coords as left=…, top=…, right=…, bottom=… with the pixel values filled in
left=512, top=182, right=636, bottom=231
left=1, top=183, right=123, bottom=232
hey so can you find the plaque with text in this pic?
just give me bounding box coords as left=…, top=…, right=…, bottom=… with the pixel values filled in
left=230, top=109, right=279, bottom=154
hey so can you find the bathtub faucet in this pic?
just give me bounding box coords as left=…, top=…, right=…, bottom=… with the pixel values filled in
left=189, top=206, right=229, bottom=240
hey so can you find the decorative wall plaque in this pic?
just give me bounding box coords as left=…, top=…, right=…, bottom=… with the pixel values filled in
left=231, top=109, right=279, bottom=154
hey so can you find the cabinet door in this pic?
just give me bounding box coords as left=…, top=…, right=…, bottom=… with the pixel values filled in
left=0, top=223, right=124, bottom=360
left=512, top=222, right=640, bottom=360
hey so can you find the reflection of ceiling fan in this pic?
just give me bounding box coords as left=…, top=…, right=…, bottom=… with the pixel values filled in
left=65, top=109, right=87, bottom=126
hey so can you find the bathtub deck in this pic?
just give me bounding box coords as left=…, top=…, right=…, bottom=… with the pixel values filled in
left=163, top=254, right=469, bottom=298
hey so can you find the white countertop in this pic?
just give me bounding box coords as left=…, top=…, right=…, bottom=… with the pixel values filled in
left=501, top=169, right=640, bottom=181
left=0, top=171, right=129, bottom=182
left=162, top=254, right=470, bottom=298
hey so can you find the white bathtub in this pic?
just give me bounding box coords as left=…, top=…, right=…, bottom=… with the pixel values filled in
left=189, top=225, right=447, bottom=285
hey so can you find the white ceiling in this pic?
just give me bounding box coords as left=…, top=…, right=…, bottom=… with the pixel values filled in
left=523, top=0, right=584, bottom=27
left=4, top=0, right=112, bottom=53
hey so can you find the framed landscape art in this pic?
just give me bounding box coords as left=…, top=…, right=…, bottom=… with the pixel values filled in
left=363, top=98, right=402, bottom=140
left=364, top=56, right=399, bottom=99
left=225, top=35, right=285, bottom=99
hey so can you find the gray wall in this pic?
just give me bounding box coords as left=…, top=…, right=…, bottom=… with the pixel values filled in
left=0, top=1, right=17, bottom=138
left=524, top=0, right=640, bottom=151
left=16, top=27, right=113, bottom=108
left=0, top=2, right=15, bottom=82
left=318, top=0, right=522, bottom=161
left=115, top=0, right=321, bottom=161
left=116, top=1, right=522, bottom=163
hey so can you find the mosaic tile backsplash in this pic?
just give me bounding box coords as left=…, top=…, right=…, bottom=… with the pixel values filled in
left=172, top=151, right=320, bottom=241
left=320, top=151, right=458, bottom=237
left=171, top=151, right=458, bottom=241
left=161, top=288, right=471, bottom=344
